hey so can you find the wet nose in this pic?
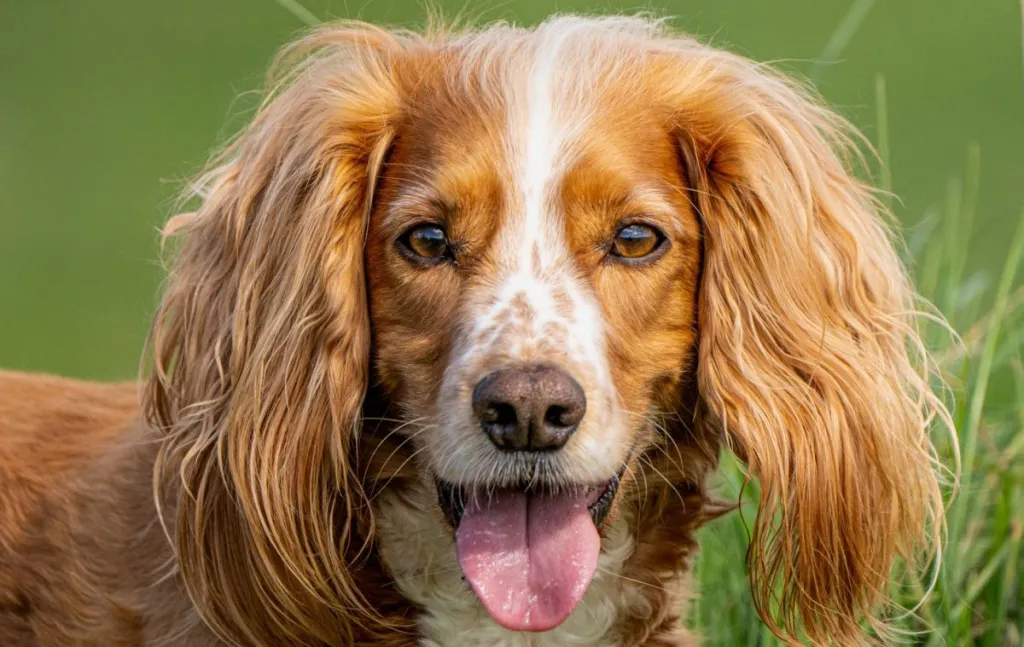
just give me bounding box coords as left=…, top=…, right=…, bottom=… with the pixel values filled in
left=472, top=365, right=586, bottom=452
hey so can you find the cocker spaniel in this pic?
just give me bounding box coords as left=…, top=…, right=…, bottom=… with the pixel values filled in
left=0, top=15, right=954, bottom=647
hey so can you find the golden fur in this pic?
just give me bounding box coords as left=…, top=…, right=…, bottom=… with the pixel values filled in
left=0, top=16, right=954, bottom=646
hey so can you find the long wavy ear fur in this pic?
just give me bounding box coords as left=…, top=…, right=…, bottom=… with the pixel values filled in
left=661, top=40, right=956, bottom=645
left=143, top=23, right=405, bottom=646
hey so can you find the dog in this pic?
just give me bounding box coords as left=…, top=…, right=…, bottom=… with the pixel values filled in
left=0, top=15, right=954, bottom=647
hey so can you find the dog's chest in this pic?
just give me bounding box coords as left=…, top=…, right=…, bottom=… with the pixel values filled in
left=375, top=486, right=642, bottom=647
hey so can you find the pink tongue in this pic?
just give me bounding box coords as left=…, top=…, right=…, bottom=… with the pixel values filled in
left=455, top=489, right=600, bottom=632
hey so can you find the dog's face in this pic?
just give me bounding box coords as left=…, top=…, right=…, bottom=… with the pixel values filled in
left=365, top=69, right=702, bottom=628
left=367, top=70, right=701, bottom=496
left=148, top=17, right=953, bottom=646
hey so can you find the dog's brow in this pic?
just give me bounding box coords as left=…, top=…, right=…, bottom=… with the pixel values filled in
left=383, top=191, right=454, bottom=229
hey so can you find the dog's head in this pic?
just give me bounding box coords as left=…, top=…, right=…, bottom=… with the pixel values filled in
left=146, top=16, right=953, bottom=646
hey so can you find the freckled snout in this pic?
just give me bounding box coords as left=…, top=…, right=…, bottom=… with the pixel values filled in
left=472, top=365, right=586, bottom=452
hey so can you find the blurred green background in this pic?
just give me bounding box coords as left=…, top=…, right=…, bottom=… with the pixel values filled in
left=1, top=0, right=1022, bottom=380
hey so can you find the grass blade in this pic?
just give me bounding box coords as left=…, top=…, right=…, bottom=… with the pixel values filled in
left=943, top=144, right=982, bottom=324
left=948, top=211, right=1024, bottom=567
left=875, top=73, right=892, bottom=210
left=809, top=0, right=876, bottom=83
left=276, top=0, right=321, bottom=26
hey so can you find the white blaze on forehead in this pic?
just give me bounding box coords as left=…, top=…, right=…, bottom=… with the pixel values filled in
left=518, top=26, right=571, bottom=272
left=514, top=22, right=602, bottom=269
left=466, top=24, right=606, bottom=367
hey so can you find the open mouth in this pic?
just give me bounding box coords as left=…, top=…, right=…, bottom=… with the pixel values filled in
left=435, top=464, right=627, bottom=633
left=436, top=471, right=622, bottom=530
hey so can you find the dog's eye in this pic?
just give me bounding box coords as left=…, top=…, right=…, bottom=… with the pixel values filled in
left=610, top=224, right=664, bottom=260
left=400, top=224, right=450, bottom=262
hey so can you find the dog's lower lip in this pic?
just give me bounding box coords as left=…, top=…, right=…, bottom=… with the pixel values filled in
left=436, top=479, right=466, bottom=529
left=586, top=473, right=621, bottom=527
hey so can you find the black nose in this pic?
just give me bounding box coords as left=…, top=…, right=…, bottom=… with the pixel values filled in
left=472, top=365, right=586, bottom=452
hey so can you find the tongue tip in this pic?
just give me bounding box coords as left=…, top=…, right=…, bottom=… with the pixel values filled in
left=461, top=553, right=599, bottom=634
left=487, top=607, right=579, bottom=633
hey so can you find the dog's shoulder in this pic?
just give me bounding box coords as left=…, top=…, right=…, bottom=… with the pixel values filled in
left=0, top=370, right=139, bottom=470
left=0, top=371, right=140, bottom=542
left=0, top=372, right=158, bottom=646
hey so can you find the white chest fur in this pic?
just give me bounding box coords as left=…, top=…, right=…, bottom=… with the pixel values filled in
left=375, top=485, right=644, bottom=647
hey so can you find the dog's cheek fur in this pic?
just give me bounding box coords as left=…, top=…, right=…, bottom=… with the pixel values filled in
left=559, top=109, right=703, bottom=453
left=365, top=86, right=509, bottom=426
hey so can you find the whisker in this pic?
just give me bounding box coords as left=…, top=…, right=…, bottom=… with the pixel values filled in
left=646, top=412, right=690, bottom=481
left=364, top=417, right=431, bottom=477
left=639, top=454, right=689, bottom=510
left=370, top=444, right=432, bottom=501
left=595, top=566, right=671, bottom=594
left=361, top=415, right=421, bottom=424
left=368, top=425, right=434, bottom=482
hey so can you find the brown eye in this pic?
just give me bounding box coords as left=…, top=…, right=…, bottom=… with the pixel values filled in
left=400, top=224, right=450, bottom=263
left=610, top=224, right=664, bottom=260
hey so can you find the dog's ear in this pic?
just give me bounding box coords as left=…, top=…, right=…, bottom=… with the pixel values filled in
left=667, top=49, right=954, bottom=643
left=144, top=23, right=404, bottom=645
